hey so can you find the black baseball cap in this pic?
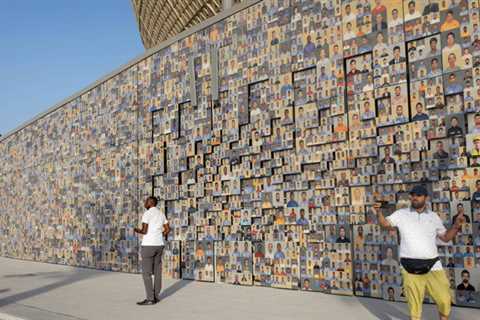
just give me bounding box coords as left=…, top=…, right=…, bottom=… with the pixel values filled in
left=410, top=185, right=428, bottom=196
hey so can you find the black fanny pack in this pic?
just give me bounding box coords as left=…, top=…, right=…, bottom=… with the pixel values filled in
left=400, top=257, right=439, bottom=275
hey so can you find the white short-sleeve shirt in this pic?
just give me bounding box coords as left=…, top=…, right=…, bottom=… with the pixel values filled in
left=386, top=207, right=447, bottom=270
left=141, top=207, right=168, bottom=246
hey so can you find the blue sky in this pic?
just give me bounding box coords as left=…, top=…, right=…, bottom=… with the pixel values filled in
left=0, top=0, right=144, bottom=136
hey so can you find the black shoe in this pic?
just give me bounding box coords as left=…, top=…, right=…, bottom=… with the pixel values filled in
left=137, top=299, right=157, bottom=305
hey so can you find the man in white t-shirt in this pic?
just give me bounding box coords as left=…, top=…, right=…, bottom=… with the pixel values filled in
left=373, top=185, right=464, bottom=320
left=404, top=0, right=421, bottom=21
left=134, top=196, right=170, bottom=305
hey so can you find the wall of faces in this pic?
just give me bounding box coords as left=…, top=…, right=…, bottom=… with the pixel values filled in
left=1, top=0, right=480, bottom=308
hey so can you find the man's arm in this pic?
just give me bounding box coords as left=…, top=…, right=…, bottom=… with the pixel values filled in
left=134, top=223, right=148, bottom=235
left=163, top=222, right=170, bottom=237
left=438, top=213, right=464, bottom=242
left=372, top=203, right=395, bottom=230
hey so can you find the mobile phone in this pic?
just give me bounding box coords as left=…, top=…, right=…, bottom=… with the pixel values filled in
left=375, top=200, right=389, bottom=208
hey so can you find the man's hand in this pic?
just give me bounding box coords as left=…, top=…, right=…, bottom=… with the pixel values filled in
left=372, top=202, right=382, bottom=214
left=372, top=202, right=393, bottom=229
left=134, top=223, right=148, bottom=235
left=163, top=223, right=171, bottom=237
left=439, top=213, right=464, bottom=243
left=454, top=212, right=465, bottom=229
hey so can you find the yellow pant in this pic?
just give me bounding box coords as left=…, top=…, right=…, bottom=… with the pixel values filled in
left=401, top=269, right=452, bottom=319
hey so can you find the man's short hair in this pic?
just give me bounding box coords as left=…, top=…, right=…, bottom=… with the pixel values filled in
left=147, top=196, right=158, bottom=206
left=461, top=269, right=470, bottom=277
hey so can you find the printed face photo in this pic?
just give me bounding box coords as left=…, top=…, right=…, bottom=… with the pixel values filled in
left=454, top=267, right=480, bottom=307
left=351, top=187, right=366, bottom=206
left=467, top=134, right=480, bottom=157
left=468, top=113, right=480, bottom=134
left=410, top=100, right=430, bottom=122
left=446, top=113, right=465, bottom=138
left=439, top=7, right=462, bottom=33
left=403, top=0, right=423, bottom=22
left=443, top=71, right=465, bottom=95
left=442, top=30, right=462, bottom=72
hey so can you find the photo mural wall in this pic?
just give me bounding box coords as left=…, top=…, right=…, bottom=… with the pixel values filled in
left=1, top=0, right=480, bottom=308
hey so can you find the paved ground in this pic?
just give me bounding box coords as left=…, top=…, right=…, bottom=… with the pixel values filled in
left=0, top=257, right=478, bottom=320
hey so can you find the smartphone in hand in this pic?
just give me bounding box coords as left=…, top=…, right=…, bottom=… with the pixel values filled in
left=376, top=200, right=389, bottom=208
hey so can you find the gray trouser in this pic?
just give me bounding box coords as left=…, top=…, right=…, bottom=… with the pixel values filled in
left=141, top=245, right=164, bottom=300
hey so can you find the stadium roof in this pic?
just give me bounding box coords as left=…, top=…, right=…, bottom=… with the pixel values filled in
left=132, top=0, right=241, bottom=49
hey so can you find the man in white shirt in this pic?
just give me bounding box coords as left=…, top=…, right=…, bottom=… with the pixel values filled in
left=373, top=185, right=464, bottom=320
left=343, top=3, right=355, bottom=22
left=405, top=1, right=421, bottom=21
left=134, top=196, right=170, bottom=305
left=390, top=86, right=404, bottom=107
left=442, top=32, right=462, bottom=69
left=471, top=113, right=480, bottom=133
left=390, top=8, right=403, bottom=27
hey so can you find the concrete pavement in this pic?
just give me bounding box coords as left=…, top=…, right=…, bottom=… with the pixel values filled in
left=0, top=257, right=478, bottom=320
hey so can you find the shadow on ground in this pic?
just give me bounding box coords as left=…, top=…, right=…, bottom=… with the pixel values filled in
left=0, top=269, right=105, bottom=308
left=0, top=266, right=192, bottom=309
left=3, top=271, right=66, bottom=279
left=3, top=273, right=38, bottom=278
left=356, top=296, right=410, bottom=320
left=158, top=279, right=192, bottom=301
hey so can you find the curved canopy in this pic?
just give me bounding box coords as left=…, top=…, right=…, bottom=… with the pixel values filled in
left=132, top=0, right=229, bottom=49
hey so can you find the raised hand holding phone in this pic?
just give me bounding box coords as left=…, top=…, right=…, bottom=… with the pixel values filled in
left=372, top=202, right=383, bottom=213
left=454, top=210, right=465, bottom=229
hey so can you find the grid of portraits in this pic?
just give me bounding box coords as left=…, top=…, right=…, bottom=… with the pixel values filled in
left=353, top=223, right=404, bottom=301
left=162, top=241, right=181, bottom=279
left=215, top=241, right=253, bottom=285
left=181, top=240, right=215, bottom=281
left=1, top=0, right=480, bottom=309
left=300, top=232, right=354, bottom=295
left=0, top=68, right=141, bottom=273
left=253, top=240, right=300, bottom=289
